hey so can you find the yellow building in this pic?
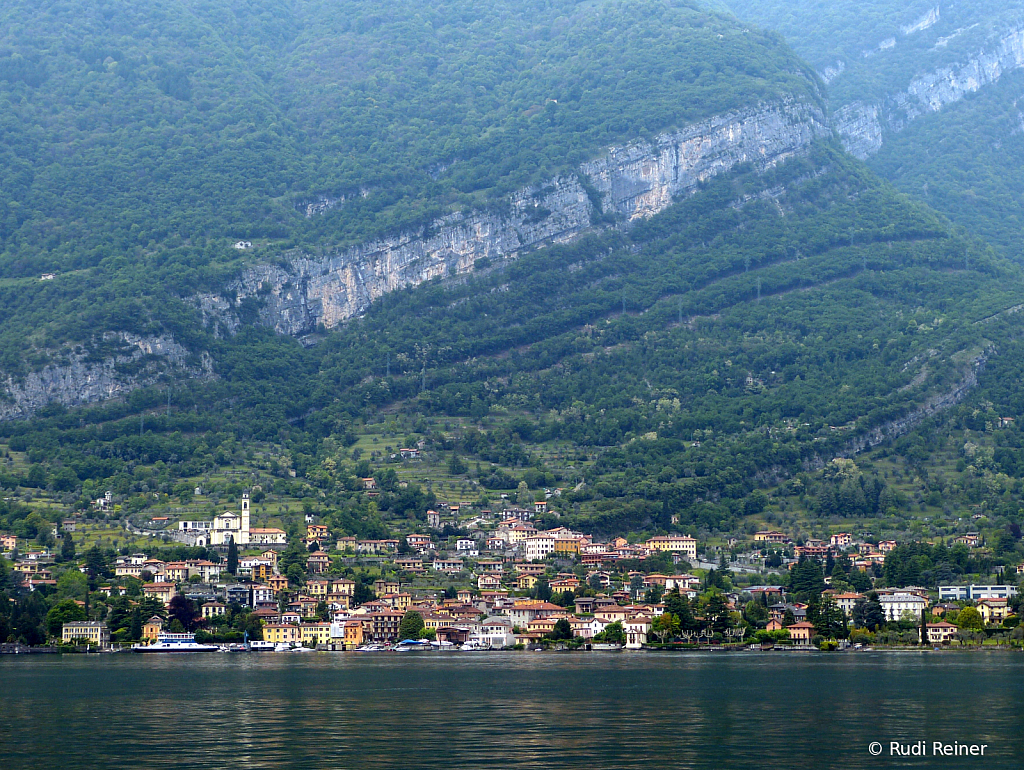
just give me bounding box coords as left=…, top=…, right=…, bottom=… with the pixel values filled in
left=382, top=592, right=412, bottom=612
left=62, top=621, right=110, bottom=647
left=142, top=616, right=164, bottom=641
left=268, top=574, right=289, bottom=594
left=201, top=602, right=227, bottom=619
left=263, top=624, right=301, bottom=645
left=977, top=599, right=1012, bottom=624
left=553, top=537, right=582, bottom=555
left=306, top=579, right=329, bottom=598
left=517, top=574, right=538, bottom=590
left=424, top=613, right=454, bottom=630
left=644, top=535, right=697, bottom=559
left=301, top=622, right=332, bottom=646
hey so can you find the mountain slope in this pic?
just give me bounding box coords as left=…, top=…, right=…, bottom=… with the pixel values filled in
left=2, top=0, right=1024, bottom=549
left=0, top=0, right=823, bottom=396
left=720, top=0, right=1024, bottom=262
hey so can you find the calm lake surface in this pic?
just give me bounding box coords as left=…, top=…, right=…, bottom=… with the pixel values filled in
left=2, top=651, right=1022, bottom=770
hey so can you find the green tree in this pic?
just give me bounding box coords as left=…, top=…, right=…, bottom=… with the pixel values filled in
left=286, top=564, right=305, bottom=587
left=129, top=609, right=143, bottom=641
left=46, top=598, right=86, bottom=638
left=651, top=612, right=680, bottom=643
left=595, top=621, right=624, bottom=644
left=57, top=569, right=88, bottom=599
left=226, top=538, right=238, bottom=575
left=398, top=611, right=425, bottom=640
left=705, top=593, right=731, bottom=633
left=789, top=556, right=825, bottom=599
left=60, top=533, right=76, bottom=563
left=811, top=595, right=847, bottom=639
left=956, top=606, right=984, bottom=631
left=448, top=454, right=467, bottom=475
left=852, top=600, right=885, bottom=631
left=547, top=617, right=573, bottom=641
left=532, top=578, right=552, bottom=602
left=516, top=481, right=532, bottom=506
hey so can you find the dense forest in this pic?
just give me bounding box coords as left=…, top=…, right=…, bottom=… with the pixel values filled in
left=720, top=0, right=1024, bottom=263
left=0, top=0, right=818, bottom=373
left=1, top=0, right=1024, bottom=557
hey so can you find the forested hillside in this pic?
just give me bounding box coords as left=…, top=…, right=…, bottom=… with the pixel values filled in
left=3, top=141, right=1024, bottom=547
left=720, top=0, right=1024, bottom=262
left=2, top=0, right=1024, bottom=560
left=0, top=0, right=816, bottom=375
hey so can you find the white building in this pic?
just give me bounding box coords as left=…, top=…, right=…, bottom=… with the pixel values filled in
left=938, top=585, right=1019, bottom=602
left=524, top=535, right=555, bottom=562
left=624, top=617, right=652, bottom=649
left=179, top=494, right=252, bottom=546
left=879, top=592, right=928, bottom=621
left=473, top=617, right=515, bottom=649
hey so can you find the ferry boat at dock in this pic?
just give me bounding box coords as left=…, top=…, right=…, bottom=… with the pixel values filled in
left=134, top=633, right=218, bottom=653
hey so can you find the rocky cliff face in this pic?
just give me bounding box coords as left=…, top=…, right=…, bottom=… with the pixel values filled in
left=837, top=24, right=1024, bottom=158
left=199, top=100, right=828, bottom=336
left=0, top=333, right=213, bottom=421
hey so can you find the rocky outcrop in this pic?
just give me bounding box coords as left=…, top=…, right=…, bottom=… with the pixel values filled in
left=0, top=333, right=213, bottom=421
left=841, top=354, right=986, bottom=456
left=838, top=24, right=1024, bottom=158
left=199, top=100, right=828, bottom=335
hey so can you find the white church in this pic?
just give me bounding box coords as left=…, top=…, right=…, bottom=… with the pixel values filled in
left=177, top=493, right=286, bottom=547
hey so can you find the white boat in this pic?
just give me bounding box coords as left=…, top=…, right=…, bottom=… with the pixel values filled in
left=273, top=643, right=293, bottom=652
left=355, top=643, right=384, bottom=652
left=395, top=639, right=431, bottom=651
left=134, top=633, right=218, bottom=653
left=248, top=641, right=277, bottom=652
left=460, top=639, right=488, bottom=651
left=430, top=640, right=457, bottom=650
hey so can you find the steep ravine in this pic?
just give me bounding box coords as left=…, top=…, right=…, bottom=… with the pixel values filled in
left=198, top=100, right=829, bottom=336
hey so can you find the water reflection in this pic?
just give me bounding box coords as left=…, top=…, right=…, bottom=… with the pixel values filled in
left=1, top=652, right=1022, bottom=769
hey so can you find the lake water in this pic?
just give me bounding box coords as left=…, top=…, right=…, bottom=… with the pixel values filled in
left=2, top=651, right=1022, bottom=770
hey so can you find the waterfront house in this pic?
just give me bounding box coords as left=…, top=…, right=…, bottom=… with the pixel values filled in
left=264, top=624, right=301, bottom=645
left=62, top=621, right=110, bottom=648
left=142, top=616, right=163, bottom=641
left=785, top=622, right=815, bottom=644
left=301, top=622, right=332, bottom=646
left=477, top=617, right=515, bottom=648
left=878, top=592, right=928, bottom=621
left=830, top=592, right=866, bottom=618
left=623, top=616, right=652, bottom=649
left=925, top=622, right=959, bottom=644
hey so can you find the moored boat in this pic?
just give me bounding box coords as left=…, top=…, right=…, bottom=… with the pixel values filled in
left=134, top=633, right=218, bottom=653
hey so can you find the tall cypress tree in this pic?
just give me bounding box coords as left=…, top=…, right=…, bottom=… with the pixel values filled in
left=227, top=537, right=238, bottom=575
left=61, top=532, right=75, bottom=563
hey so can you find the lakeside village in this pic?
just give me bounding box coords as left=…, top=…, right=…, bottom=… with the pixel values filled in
left=3, top=492, right=1024, bottom=654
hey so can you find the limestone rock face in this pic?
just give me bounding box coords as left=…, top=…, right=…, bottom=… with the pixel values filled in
left=4, top=100, right=829, bottom=419
left=202, top=100, right=828, bottom=336
left=837, top=24, right=1024, bottom=158
left=0, top=333, right=212, bottom=421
